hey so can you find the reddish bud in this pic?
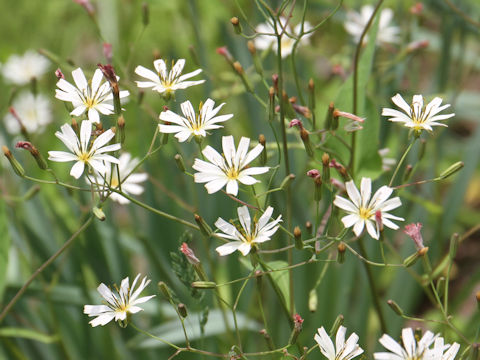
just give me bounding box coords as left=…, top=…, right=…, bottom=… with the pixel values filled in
left=404, top=223, right=424, bottom=250
left=307, top=169, right=320, bottom=178
left=55, top=68, right=65, bottom=79
left=180, top=242, right=200, bottom=265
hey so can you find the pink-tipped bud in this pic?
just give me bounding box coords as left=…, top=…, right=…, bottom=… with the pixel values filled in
left=55, top=68, right=65, bottom=79
left=330, top=178, right=346, bottom=191
left=410, top=2, right=423, bottom=15
left=404, top=223, right=424, bottom=250
left=180, top=242, right=200, bottom=265
left=216, top=46, right=232, bottom=61
left=289, top=119, right=303, bottom=130
left=333, top=110, right=365, bottom=123
left=103, top=43, right=113, bottom=63
left=272, top=74, right=278, bottom=93
left=307, top=169, right=320, bottom=178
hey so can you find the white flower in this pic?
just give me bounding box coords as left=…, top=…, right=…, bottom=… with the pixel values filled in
left=215, top=206, right=282, bottom=256
left=378, top=148, right=396, bottom=172
left=254, top=17, right=313, bottom=58
left=382, top=94, right=455, bottom=134
left=4, top=92, right=51, bottom=134
left=425, top=338, right=460, bottom=360
left=333, top=177, right=404, bottom=239
left=193, top=135, right=269, bottom=195
left=93, top=153, right=148, bottom=204
left=374, top=327, right=437, bottom=360
left=159, top=98, right=232, bottom=142
left=344, top=5, right=400, bottom=46
left=134, top=59, right=205, bottom=96
left=83, top=274, right=155, bottom=327
left=314, top=326, right=364, bottom=360
left=48, top=120, right=120, bottom=179
left=55, top=68, right=130, bottom=123
left=1, top=50, right=50, bottom=85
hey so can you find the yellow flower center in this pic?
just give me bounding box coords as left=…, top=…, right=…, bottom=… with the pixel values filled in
left=85, top=97, right=97, bottom=109
left=78, top=152, right=91, bottom=163
left=226, top=167, right=239, bottom=180
left=110, top=176, right=119, bottom=188
left=359, top=207, right=373, bottom=220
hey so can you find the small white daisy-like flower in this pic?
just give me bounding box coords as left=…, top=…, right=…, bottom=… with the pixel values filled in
left=215, top=205, right=282, bottom=256
left=333, top=177, right=404, bottom=240
left=425, top=337, right=460, bottom=360
left=193, top=135, right=269, bottom=196
left=83, top=274, right=155, bottom=327
left=159, top=98, right=233, bottom=142
left=315, top=326, right=364, bottom=360
left=94, top=153, right=148, bottom=204
left=344, top=5, right=400, bottom=46
left=374, top=327, right=437, bottom=360
left=1, top=50, right=50, bottom=85
left=4, top=92, right=52, bottom=134
left=382, top=94, right=455, bottom=134
left=55, top=68, right=130, bottom=123
left=254, top=16, right=313, bottom=58
left=48, top=120, right=120, bottom=179
left=134, top=59, right=205, bottom=96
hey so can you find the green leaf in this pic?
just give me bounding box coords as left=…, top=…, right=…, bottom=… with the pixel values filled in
left=0, top=327, right=59, bottom=344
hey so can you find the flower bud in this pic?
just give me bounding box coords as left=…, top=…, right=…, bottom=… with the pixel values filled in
left=191, top=281, right=217, bottom=289
left=280, top=173, right=295, bottom=190
left=158, top=281, right=173, bottom=300
left=233, top=61, right=253, bottom=93
left=321, top=153, right=331, bottom=182
left=268, top=87, right=275, bottom=122
left=337, top=242, right=346, bottom=264
left=92, top=206, right=106, bottom=221
left=194, top=214, right=212, bottom=237
left=174, top=154, right=186, bottom=173
left=449, top=233, right=459, bottom=260
left=325, top=102, right=334, bottom=130
left=387, top=299, right=404, bottom=316
left=271, top=74, right=278, bottom=94
left=3, top=146, right=25, bottom=177
left=308, top=289, right=318, bottom=312
left=403, top=164, right=413, bottom=182
left=305, top=221, right=313, bottom=237
left=314, top=176, right=322, bottom=202
left=294, top=226, right=303, bottom=250
left=141, top=2, right=149, bottom=26
left=55, top=68, right=65, bottom=79
left=289, top=314, right=304, bottom=345
left=403, top=247, right=428, bottom=267
left=117, top=116, right=125, bottom=144
left=248, top=40, right=263, bottom=76
left=329, top=314, right=344, bottom=336
left=177, top=303, right=188, bottom=318
left=258, top=134, right=267, bottom=165
left=300, top=129, right=314, bottom=157
left=439, top=162, right=464, bottom=180
left=15, top=141, right=48, bottom=170
left=230, top=17, right=242, bottom=34
left=71, top=118, right=79, bottom=133
left=180, top=242, right=200, bottom=265
left=308, top=78, right=316, bottom=128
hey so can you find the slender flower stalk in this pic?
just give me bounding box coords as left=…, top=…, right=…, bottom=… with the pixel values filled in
left=84, top=274, right=155, bottom=327
left=193, top=135, right=269, bottom=195
left=214, top=206, right=282, bottom=256
left=159, top=98, right=232, bottom=142
left=314, top=326, right=364, bottom=360
left=48, top=120, right=120, bottom=179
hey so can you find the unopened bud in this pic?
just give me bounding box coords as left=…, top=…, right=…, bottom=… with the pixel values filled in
left=337, top=242, right=346, bottom=264
left=292, top=104, right=312, bottom=119
left=177, top=303, right=188, bottom=318
left=247, top=40, right=256, bottom=55
left=272, top=74, right=278, bottom=94
left=258, top=134, right=267, bottom=165
left=322, top=153, right=330, bottom=182
left=300, top=129, right=314, bottom=157
left=194, top=214, right=212, bottom=237
left=92, top=206, right=106, bottom=221
left=329, top=314, right=344, bottom=336
left=180, top=242, right=200, bottom=265
left=387, top=299, right=404, bottom=316
left=268, top=87, right=275, bottom=122
left=403, top=164, right=413, bottom=182
left=141, top=2, right=149, bottom=26
left=289, top=314, right=304, bottom=345
left=15, top=141, right=48, bottom=170
left=233, top=61, right=243, bottom=74
left=314, top=176, right=322, bottom=202
left=325, top=102, right=335, bottom=130
left=308, top=79, right=316, bottom=128
left=230, top=17, right=242, bottom=34
left=174, top=154, right=186, bottom=173
left=439, top=162, right=464, bottom=179
left=233, top=61, right=253, bottom=93
left=117, top=116, right=125, bottom=144
left=191, top=281, right=217, bottom=289
left=280, top=173, right=295, bottom=190
left=306, top=221, right=313, bottom=237
left=307, top=169, right=320, bottom=178
left=294, top=226, right=303, bottom=250
left=3, top=146, right=25, bottom=177
left=158, top=281, right=173, bottom=299
left=55, top=68, right=64, bottom=79
left=308, top=289, right=318, bottom=312
left=449, top=233, right=459, bottom=260
left=216, top=46, right=233, bottom=63
left=71, top=118, right=79, bottom=133
left=403, top=247, right=428, bottom=267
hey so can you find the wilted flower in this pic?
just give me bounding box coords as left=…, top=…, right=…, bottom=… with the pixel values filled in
left=1, top=50, right=50, bottom=85
left=344, top=5, right=400, bottom=46
left=159, top=98, right=232, bottom=142
left=193, top=135, right=269, bottom=195
left=55, top=68, right=130, bottom=123
left=374, top=327, right=437, bottom=360
left=333, top=177, right=404, bottom=239
left=48, top=120, right=120, bottom=179
left=83, top=274, right=155, bottom=327
left=404, top=222, right=424, bottom=250
left=4, top=92, right=51, bottom=134
left=382, top=94, right=455, bottom=134
left=215, top=205, right=282, bottom=256
left=254, top=16, right=313, bottom=58
left=315, top=326, right=364, bottom=360
left=134, top=59, right=204, bottom=96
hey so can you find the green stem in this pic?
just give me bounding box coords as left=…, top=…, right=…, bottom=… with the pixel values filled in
left=389, top=137, right=416, bottom=187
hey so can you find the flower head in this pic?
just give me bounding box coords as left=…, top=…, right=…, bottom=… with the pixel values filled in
left=4, top=92, right=51, bottom=134
left=48, top=120, right=120, bottom=179
left=374, top=327, right=437, bottom=360
left=315, top=326, right=364, bottom=360
left=159, top=98, right=232, bottom=142
left=55, top=68, right=130, bottom=123
left=92, top=153, right=148, bottom=204
left=425, top=337, right=460, bottom=360
left=2, top=51, right=50, bottom=85
left=344, top=5, right=400, bottom=46
left=134, top=59, right=204, bottom=97
left=193, top=135, right=269, bottom=195
left=254, top=16, right=313, bottom=58
left=382, top=94, right=454, bottom=134
left=215, top=206, right=282, bottom=256
left=333, top=177, right=404, bottom=239
left=83, top=274, right=155, bottom=327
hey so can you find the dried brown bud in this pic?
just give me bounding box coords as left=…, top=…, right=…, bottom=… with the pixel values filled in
left=294, top=226, right=303, bottom=250
left=233, top=61, right=244, bottom=74
left=322, top=153, right=330, bottom=166
left=230, top=17, right=239, bottom=26
left=247, top=40, right=256, bottom=55
left=258, top=134, right=266, bottom=146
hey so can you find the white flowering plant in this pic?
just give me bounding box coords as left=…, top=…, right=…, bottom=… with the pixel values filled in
left=0, top=1, right=478, bottom=360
